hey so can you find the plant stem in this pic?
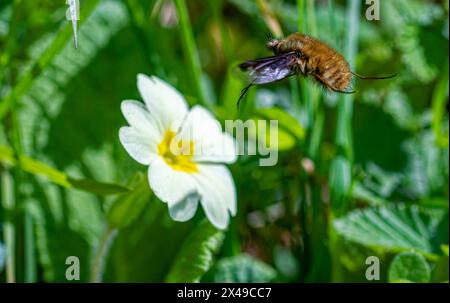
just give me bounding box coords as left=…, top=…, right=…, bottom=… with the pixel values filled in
left=296, top=0, right=310, bottom=127
left=297, top=0, right=305, bottom=32
left=174, top=0, right=209, bottom=108
left=24, top=211, right=36, bottom=282
left=1, top=170, right=15, bottom=283
left=308, top=109, right=324, bottom=158
left=10, top=105, right=30, bottom=283
left=90, top=225, right=117, bottom=283
left=306, top=0, right=317, bottom=36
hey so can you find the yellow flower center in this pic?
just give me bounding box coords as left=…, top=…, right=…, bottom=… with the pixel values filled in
left=157, top=130, right=198, bottom=173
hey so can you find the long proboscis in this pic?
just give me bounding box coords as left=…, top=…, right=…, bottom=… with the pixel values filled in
left=351, top=71, right=397, bottom=80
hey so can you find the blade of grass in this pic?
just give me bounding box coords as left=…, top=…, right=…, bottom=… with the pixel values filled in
left=11, top=104, right=37, bottom=282
left=330, top=0, right=360, bottom=213
left=305, top=0, right=322, bottom=159
left=0, top=0, right=23, bottom=89
left=296, top=0, right=319, bottom=131
left=291, top=0, right=308, bottom=123
left=329, top=0, right=361, bottom=282
left=124, top=0, right=166, bottom=78
left=24, top=211, right=36, bottom=282
left=335, top=0, right=360, bottom=161
left=10, top=105, right=30, bottom=282
left=306, top=0, right=317, bottom=36
left=328, top=0, right=337, bottom=46
left=209, top=0, right=233, bottom=63
left=297, top=0, right=305, bottom=32
left=173, top=0, right=209, bottom=108
left=308, top=109, right=324, bottom=158
left=256, top=0, right=283, bottom=37
left=1, top=169, right=15, bottom=282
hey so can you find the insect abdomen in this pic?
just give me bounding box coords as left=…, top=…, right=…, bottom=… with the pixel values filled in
left=312, top=52, right=352, bottom=91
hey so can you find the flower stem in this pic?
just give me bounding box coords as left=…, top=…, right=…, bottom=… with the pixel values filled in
left=174, top=0, right=209, bottom=108
left=90, top=225, right=117, bottom=283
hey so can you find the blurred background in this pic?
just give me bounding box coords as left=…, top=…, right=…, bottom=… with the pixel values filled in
left=0, top=0, right=448, bottom=283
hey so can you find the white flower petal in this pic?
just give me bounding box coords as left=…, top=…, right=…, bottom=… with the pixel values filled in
left=137, top=74, right=188, bottom=133
left=178, top=106, right=237, bottom=164
left=148, top=157, right=197, bottom=207
left=119, top=127, right=157, bottom=165
left=168, top=193, right=200, bottom=222
left=121, top=100, right=163, bottom=142
left=193, top=164, right=237, bottom=229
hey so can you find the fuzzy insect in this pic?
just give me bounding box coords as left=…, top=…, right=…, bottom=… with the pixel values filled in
left=237, top=32, right=396, bottom=109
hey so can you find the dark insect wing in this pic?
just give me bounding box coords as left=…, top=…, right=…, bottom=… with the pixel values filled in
left=239, top=52, right=297, bottom=84
left=237, top=52, right=298, bottom=109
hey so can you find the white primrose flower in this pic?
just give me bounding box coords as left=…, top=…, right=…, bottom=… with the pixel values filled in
left=119, top=74, right=237, bottom=230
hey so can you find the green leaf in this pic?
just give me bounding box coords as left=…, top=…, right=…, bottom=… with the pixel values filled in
left=166, top=220, right=225, bottom=282
left=0, top=144, right=129, bottom=195
left=329, top=156, right=352, bottom=213
left=173, top=0, right=209, bottom=108
left=247, top=116, right=298, bottom=152
left=104, top=200, right=193, bottom=282
left=442, top=245, right=449, bottom=257
left=403, top=130, right=449, bottom=198
left=334, top=204, right=447, bottom=255
left=211, top=254, right=277, bottom=283
left=255, top=107, right=306, bottom=141
left=29, top=177, right=104, bottom=282
left=431, top=62, right=449, bottom=148
left=106, top=172, right=150, bottom=229
left=351, top=182, right=388, bottom=206
left=68, top=178, right=129, bottom=196
left=388, top=251, right=431, bottom=283
left=433, top=246, right=449, bottom=282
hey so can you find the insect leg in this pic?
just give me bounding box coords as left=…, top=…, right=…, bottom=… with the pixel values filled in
left=264, top=31, right=273, bottom=41
left=237, top=83, right=254, bottom=110
left=333, top=88, right=356, bottom=94
left=314, top=74, right=355, bottom=94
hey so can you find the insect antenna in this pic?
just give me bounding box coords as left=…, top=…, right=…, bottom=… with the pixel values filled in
left=237, top=83, right=254, bottom=110
left=351, top=71, right=397, bottom=80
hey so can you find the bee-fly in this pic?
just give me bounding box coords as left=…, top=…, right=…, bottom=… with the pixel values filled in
left=237, top=32, right=396, bottom=108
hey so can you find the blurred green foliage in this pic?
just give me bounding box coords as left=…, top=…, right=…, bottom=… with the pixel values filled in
left=0, top=0, right=448, bottom=283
